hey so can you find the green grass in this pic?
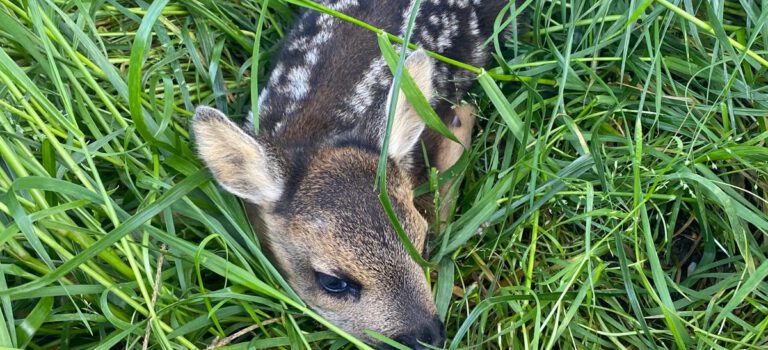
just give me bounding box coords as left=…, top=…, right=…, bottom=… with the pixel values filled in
left=1, top=0, right=768, bottom=349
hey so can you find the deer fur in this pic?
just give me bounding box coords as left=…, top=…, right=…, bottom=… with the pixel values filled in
left=193, top=0, right=516, bottom=348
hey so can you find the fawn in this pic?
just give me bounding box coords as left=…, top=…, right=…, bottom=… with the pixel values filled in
left=193, top=0, right=515, bottom=348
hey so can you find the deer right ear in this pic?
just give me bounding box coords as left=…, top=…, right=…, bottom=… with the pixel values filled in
left=385, top=50, right=433, bottom=164
left=192, top=106, right=284, bottom=205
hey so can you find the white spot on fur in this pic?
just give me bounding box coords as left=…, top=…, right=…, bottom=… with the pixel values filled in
left=399, top=0, right=420, bottom=36
left=327, top=0, right=358, bottom=11
left=311, top=29, right=333, bottom=45
left=469, top=10, right=485, bottom=63
left=419, top=30, right=436, bottom=47
left=305, top=48, right=319, bottom=65
left=435, top=64, right=450, bottom=92
left=429, top=14, right=440, bottom=25
left=258, top=88, right=270, bottom=114
left=288, top=36, right=309, bottom=51
left=268, top=63, right=285, bottom=86
left=273, top=121, right=285, bottom=135
left=315, top=10, right=338, bottom=36
left=286, top=66, right=310, bottom=100
left=435, top=13, right=459, bottom=51
left=452, top=0, right=470, bottom=7
left=244, top=110, right=255, bottom=131
left=348, top=56, right=388, bottom=115
left=469, top=10, right=480, bottom=36
left=285, top=100, right=301, bottom=114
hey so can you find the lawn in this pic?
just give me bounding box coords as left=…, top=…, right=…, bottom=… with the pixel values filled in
left=1, top=0, right=767, bottom=349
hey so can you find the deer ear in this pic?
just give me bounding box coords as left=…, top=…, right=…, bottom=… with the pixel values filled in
left=192, top=106, right=284, bottom=205
left=385, top=50, right=434, bottom=163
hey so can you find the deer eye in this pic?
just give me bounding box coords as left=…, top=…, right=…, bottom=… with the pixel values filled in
left=315, top=272, right=360, bottom=296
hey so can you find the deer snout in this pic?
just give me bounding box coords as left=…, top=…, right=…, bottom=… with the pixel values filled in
left=389, top=315, right=445, bottom=349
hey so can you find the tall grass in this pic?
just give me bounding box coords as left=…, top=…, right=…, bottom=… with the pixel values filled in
left=1, top=0, right=767, bottom=349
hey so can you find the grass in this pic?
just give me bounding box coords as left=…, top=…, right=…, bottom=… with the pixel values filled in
left=1, top=0, right=767, bottom=349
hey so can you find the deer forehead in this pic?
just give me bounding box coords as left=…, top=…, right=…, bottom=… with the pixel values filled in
left=285, top=150, right=427, bottom=239
left=290, top=217, right=417, bottom=284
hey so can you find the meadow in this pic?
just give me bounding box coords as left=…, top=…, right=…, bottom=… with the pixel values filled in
left=1, top=0, right=767, bottom=349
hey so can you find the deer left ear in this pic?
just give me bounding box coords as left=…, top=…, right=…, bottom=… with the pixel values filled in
left=384, top=50, right=434, bottom=163
left=192, top=106, right=285, bottom=205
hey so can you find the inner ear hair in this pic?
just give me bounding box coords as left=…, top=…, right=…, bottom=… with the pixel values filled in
left=385, top=50, right=434, bottom=164
left=192, top=106, right=284, bottom=205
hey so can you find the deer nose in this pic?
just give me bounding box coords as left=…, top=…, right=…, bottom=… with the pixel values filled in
left=391, top=315, right=445, bottom=349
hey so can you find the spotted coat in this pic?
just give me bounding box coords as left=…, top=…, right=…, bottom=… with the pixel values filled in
left=256, top=0, right=512, bottom=150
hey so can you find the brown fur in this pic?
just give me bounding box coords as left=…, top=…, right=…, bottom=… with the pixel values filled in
left=192, top=0, right=516, bottom=348
left=193, top=54, right=454, bottom=348
left=253, top=148, right=437, bottom=340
